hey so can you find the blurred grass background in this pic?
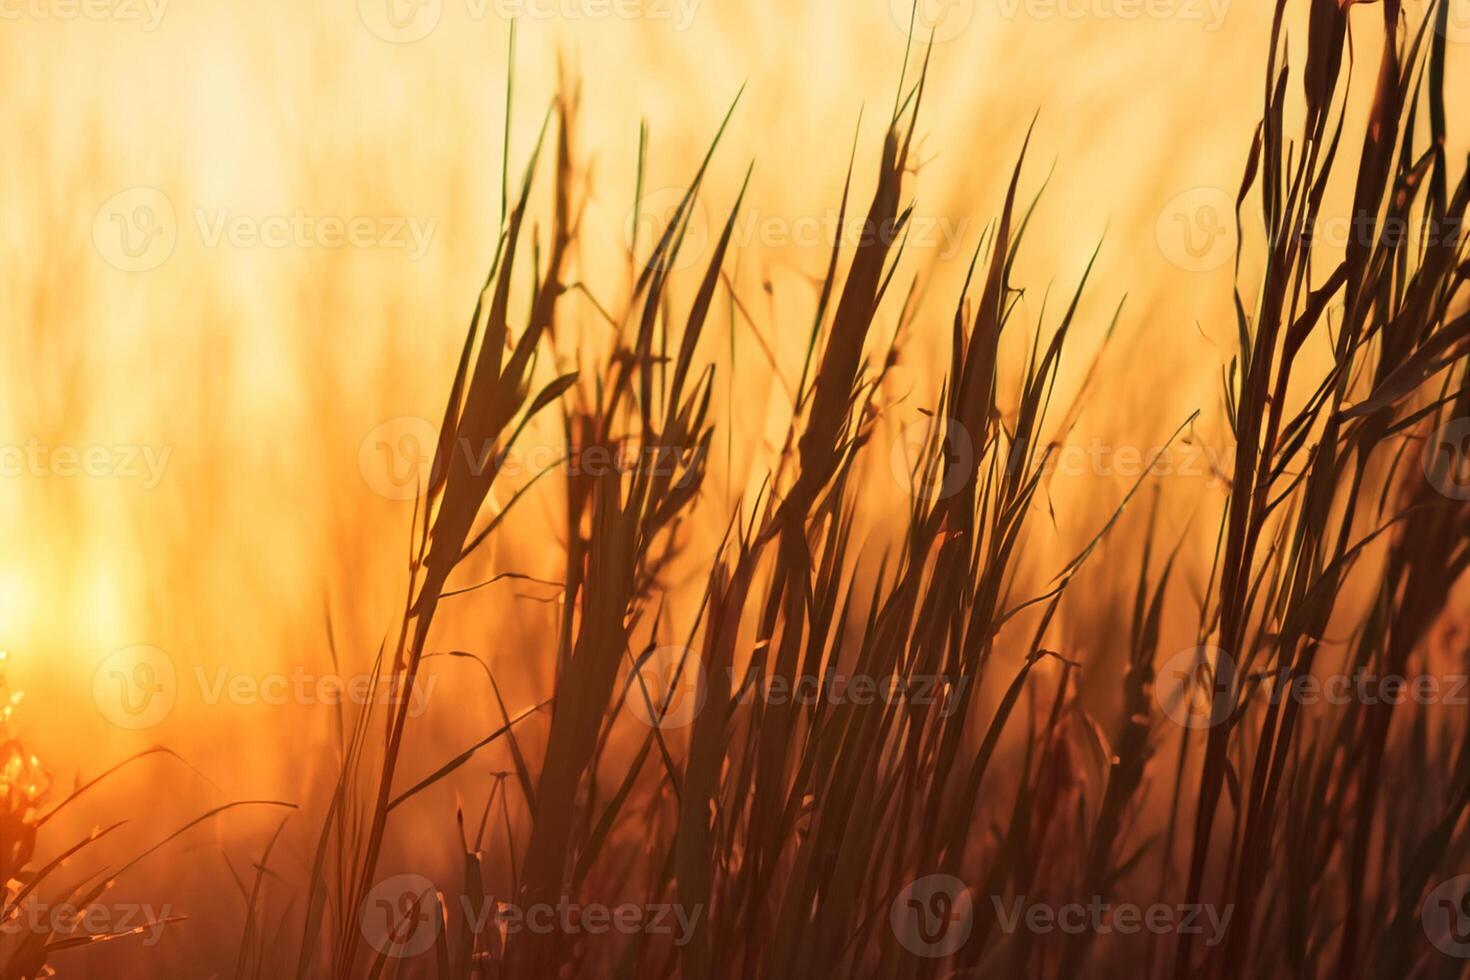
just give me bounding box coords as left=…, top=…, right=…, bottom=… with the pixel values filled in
left=0, top=0, right=1466, bottom=971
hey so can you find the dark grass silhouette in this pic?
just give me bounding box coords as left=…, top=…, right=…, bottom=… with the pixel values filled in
left=6, top=1, right=1470, bottom=978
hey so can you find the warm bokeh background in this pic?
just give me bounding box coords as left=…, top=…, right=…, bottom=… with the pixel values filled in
left=1, top=0, right=1466, bottom=972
